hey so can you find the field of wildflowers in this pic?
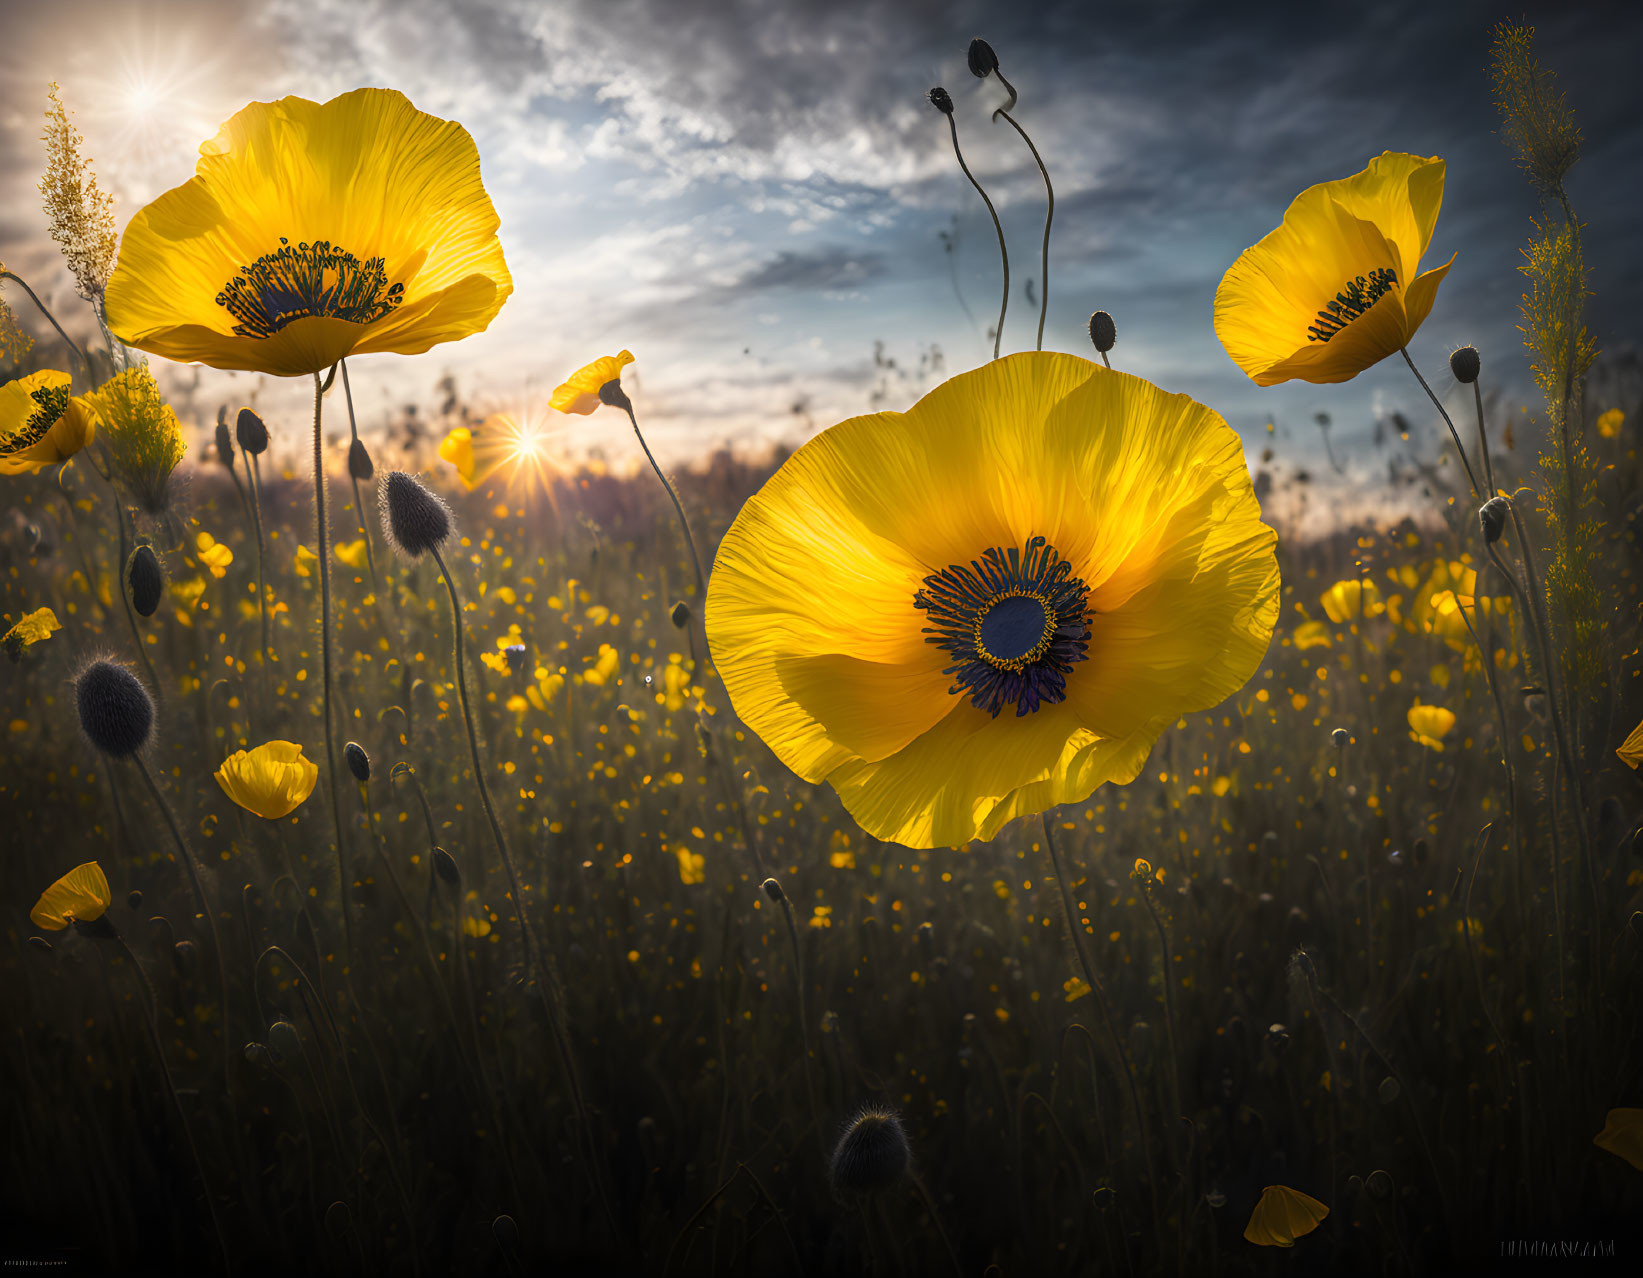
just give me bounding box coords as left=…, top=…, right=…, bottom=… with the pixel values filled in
left=2, top=19, right=1640, bottom=1277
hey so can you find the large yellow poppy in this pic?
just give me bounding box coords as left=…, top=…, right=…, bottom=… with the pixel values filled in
left=707, top=352, right=1279, bottom=848
left=1215, top=153, right=1453, bottom=386
left=104, top=88, right=512, bottom=378
left=0, top=370, right=96, bottom=474
left=214, top=740, right=320, bottom=819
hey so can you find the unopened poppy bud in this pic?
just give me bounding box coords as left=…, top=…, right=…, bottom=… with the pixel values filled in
left=348, top=437, right=374, bottom=481
left=127, top=889, right=143, bottom=910
left=671, top=601, right=691, bottom=629
left=927, top=86, right=954, bottom=115
left=236, top=407, right=269, bottom=456
left=829, top=1107, right=910, bottom=1196
left=968, top=38, right=999, bottom=77
left=127, top=544, right=163, bottom=618
left=492, top=1215, right=519, bottom=1256
left=1449, top=345, right=1480, bottom=385
left=173, top=939, right=197, bottom=970
left=761, top=877, right=785, bottom=904
left=380, top=471, right=451, bottom=559
left=76, top=660, right=154, bottom=758
left=1331, top=728, right=1349, bottom=749
left=1089, top=311, right=1117, bottom=353
left=268, top=1020, right=300, bottom=1063
left=215, top=420, right=236, bottom=470
left=344, top=741, right=370, bottom=782
left=1366, top=1169, right=1394, bottom=1201
left=1479, top=495, right=1509, bottom=544
left=1377, top=1076, right=1401, bottom=1105
left=244, top=1042, right=273, bottom=1068
left=432, top=846, right=461, bottom=886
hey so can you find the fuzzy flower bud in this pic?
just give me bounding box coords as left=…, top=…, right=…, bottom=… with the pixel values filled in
left=348, top=437, right=374, bottom=481
left=829, top=1107, right=910, bottom=1196
left=1449, top=345, right=1481, bottom=384
left=380, top=471, right=452, bottom=559
left=235, top=407, right=268, bottom=457
left=1089, top=311, right=1117, bottom=353
left=126, top=544, right=163, bottom=618
left=927, top=87, right=954, bottom=116
left=76, top=659, right=154, bottom=758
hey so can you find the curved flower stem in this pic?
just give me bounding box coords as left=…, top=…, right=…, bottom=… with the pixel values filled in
left=1040, top=814, right=1161, bottom=1237
left=428, top=540, right=617, bottom=1237
left=132, top=752, right=234, bottom=1102
left=53, top=466, right=107, bottom=622
left=108, top=928, right=231, bottom=1272
left=244, top=454, right=272, bottom=708
left=770, top=883, right=821, bottom=1142
left=994, top=107, right=1053, bottom=351
left=312, top=372, right=352, bottom=967
left=1399, top=347, right=1481, bottom=500
left=0, top=269, right=92, bottom=383
left=339, top=360, right=380, bottom=590
left=1471, top=380, right=1498, bottom=497
left=943, top=113, right=1009, bottom=360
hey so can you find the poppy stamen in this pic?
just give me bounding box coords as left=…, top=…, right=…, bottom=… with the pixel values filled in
left=915, top=535, right=1091, bottom=717
left=217, top=238, right=406, bottom=338
left=1307, top=266, right=1398, bottom=343
left=1, top=383, right=70, bottom=457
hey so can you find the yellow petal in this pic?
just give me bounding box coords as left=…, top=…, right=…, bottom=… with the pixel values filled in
left=549, top=351, right=634, bottom=414
left=3, top=606, right=62, bottom=656
left=105, top=88, right=511, bottom=377
left=1244, top=1185, right=1329, bottom=1247
left=1617, top=719, right=1643, bottom=770
left=214, top=740, right=319, bottom=819
left=1407, top=702, right=1456, bottom=742
left=1594, top=1108, right=1643, bottom=1171
left=335, top=539, right=369, bottom=569
left=30, top=861, right=111, bottom=930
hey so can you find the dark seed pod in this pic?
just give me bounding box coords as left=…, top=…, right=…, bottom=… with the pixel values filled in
left=324, top=1201, right=351, bottom=1242
left=1377, top=1076, right=1401, bottom=1105
left=761, top=877, right=786, bottom=904
left=671, top=601, right=692, bottom=629
left=1366, top=1169, right=1394, bottom=1202
left=268, top=1020, right=300, bottom=1064
left=967, top=38, right=999, bottom=78
left=236, top=407, right=269, bottom=456
left=127, top=544, right=164, bottom=617
left=344, top=741, right=370, bottom=782
left=76, top=660, right=154, bottom=757
left=1266, top=1022, right=1290, bottom=1055
left=492, top=1215, right=519, bottom=1256
left=215, top=419, right=236, bottom=470
left=1089, top=311, right=1117, bottom=353
left=348, top=437, right=375, bottom=481
left=1331, top=728, right=1349, bottom=749
left=127, top=889, right=143, bottom=910
left=1449, top=345, right=1480, bottom=385
left=380, top=471, right=451, bottom=559
left=432, top=846, right=461, bottom=886
left=173, top=939, right=197, bottom=971
left=927, top=86, right=954, bottom=116
left=1479, top=495, right=1509, bottom=545
left=244, top=1042, right=273, bottom=1068
left=829, top=1107, right=910, bottom=1196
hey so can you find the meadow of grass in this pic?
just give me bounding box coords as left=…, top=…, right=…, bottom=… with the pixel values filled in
left=1, top=346, right=1640, bottom=1275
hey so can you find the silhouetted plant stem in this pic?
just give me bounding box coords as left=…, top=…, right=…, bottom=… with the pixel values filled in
left=993, top=102, right=1053, bottom=351
left=942, top=111, right=1009, bottom=360
left=1040, top=815, right=1161, bottom=1235
left=312, top=372, right=352, bottom=967
left=427, top=539, right=617, bottom=1237
left=1, top=269, right=92, bottom=382
left=339, top=360, right=380, bottom=590
left=614, top=397, right=707, bottom=623
left=1400, top=347, right=1481, bottom=499
left=243, top=452, right=272, bottom=706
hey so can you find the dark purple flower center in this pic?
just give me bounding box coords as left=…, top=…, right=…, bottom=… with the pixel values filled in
left=217, top=238, right=404, bottom=339
left=914, top=536, right=1091, bottom=718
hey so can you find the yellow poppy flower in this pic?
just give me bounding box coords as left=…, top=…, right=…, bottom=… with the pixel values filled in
left=1215, top=153, right=1454, bottom=385
left=1292, top=620, right=1332, bottom=651
left=104, top=88, right=512, bottom=378
left=1244, top=1185, right=1329, bottom=1247
left=214, top=740, right=319, bottom=819
left=550, top=351, right=635, bottom=415
left=706, top=352, right=1280, bottom=849
left=30, top=861, right=111, bottom=930
left=3, top=606, right=61, bottom=659
left=0, top=370, right=96, bottom=474
left=1618, top=720, right=1643, bottom=770
left=196, top=532, right=233, bottom=578
left=1408, top=702, right=1456, bottom=751
left=1319, top=577, right=1385, bottom=623
left=1594, top=1108, right=1643, bottom=1171
left=1597, top=408, right=1624, bottom=439
left=335, top=539, right=370, bottom=569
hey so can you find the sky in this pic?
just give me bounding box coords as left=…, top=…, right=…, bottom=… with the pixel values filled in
left=1, top=0, right=1639, bottom=481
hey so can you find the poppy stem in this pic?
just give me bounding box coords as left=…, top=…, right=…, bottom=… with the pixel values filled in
left=942, top=113, right=1009, bottom=360
left=1398, top=347, right=1481, bottom=500
left=993, top=106, right=1053, bottom=352
left=339, top=360, right=381, bottom=590
left=427, top=540, right=618, bottom=1238
left=0, top=269, right=93, bottom=385
left=618, top=400, right=709, bottom=646
left=1040, top=814, right=1162, bottom=1237
left=311, top=371, right=353, bottom=969
left=244, top=453, right=272, bottom=709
